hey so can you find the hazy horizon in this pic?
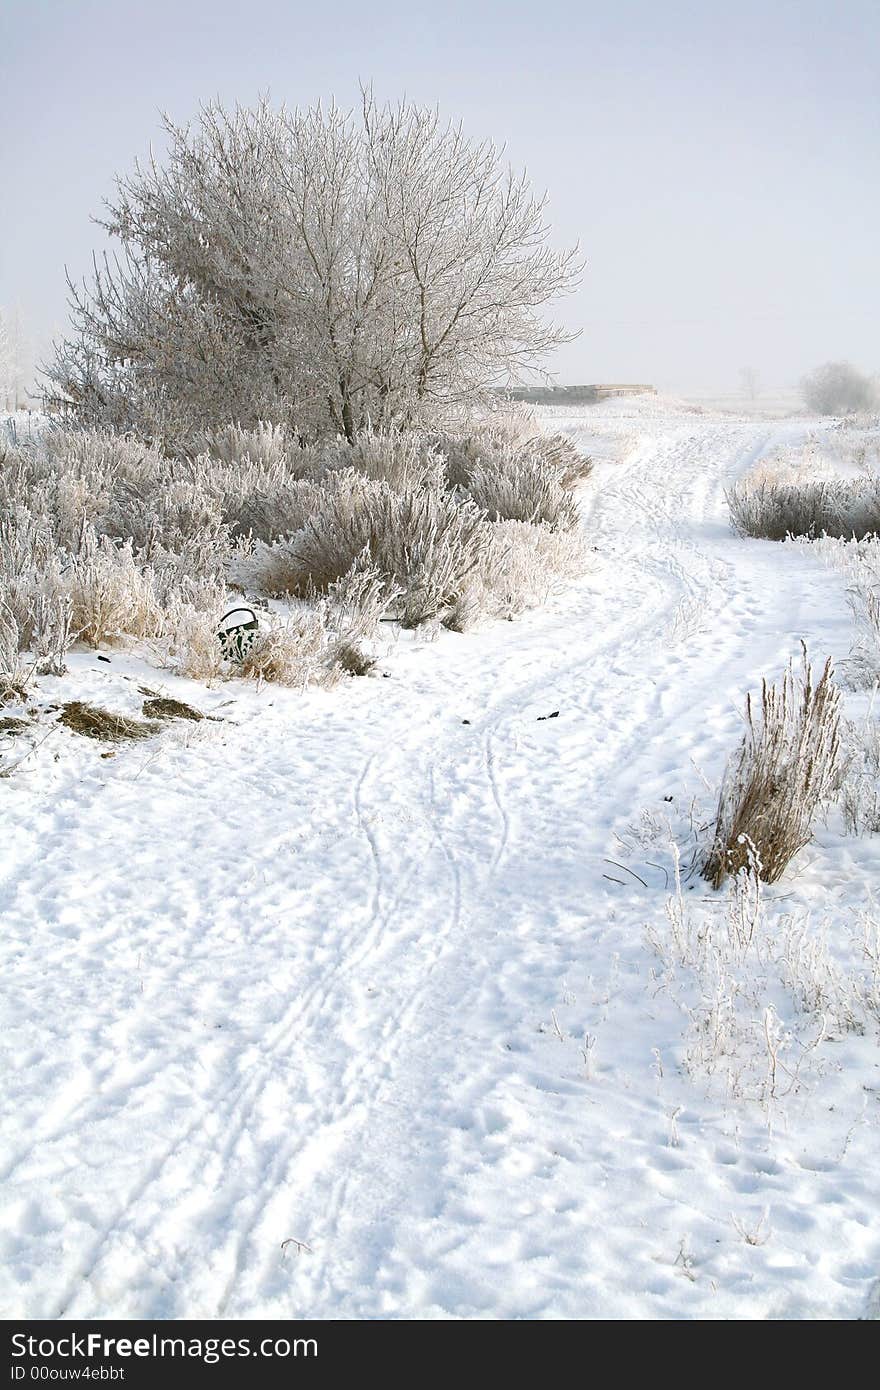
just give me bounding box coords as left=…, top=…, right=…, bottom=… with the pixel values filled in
left=1, top=0, right=877, bottom=396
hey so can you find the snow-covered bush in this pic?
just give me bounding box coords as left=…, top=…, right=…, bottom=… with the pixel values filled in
left=237, top=612, right=344, bottom=688
left=801, top=361, right=879, bottom=416
left=63, top=535, right=165, bottom=647
left=320, top=428, right=446, bottom=492
left=0, top=603, right=31, bottom=703
left=727, top=474, right=880, bottom=541
left=432, top=416, right=590, bottom=528
left=436, top=417, right=591, bottom=496
left=193, top=421, right=306, bottom=474
left=442, top=519, right=588, bottom=630
left=840, top=715, right=880, bottom=836
left=159, top=604, right=227, bottom=682
left=247, top=473, right=490, bottom=628
left=703, top=649, right=842, bottom=888
left=0, top=412, right=591, bottom=689
left=463, top=452, right=579, bottom=528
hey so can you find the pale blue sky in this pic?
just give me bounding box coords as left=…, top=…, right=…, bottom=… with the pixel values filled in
left=1, top=0, right=877, bottom=391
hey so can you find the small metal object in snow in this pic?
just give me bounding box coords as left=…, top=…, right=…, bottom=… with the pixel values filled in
left=217, top=605, right=259, bottom=661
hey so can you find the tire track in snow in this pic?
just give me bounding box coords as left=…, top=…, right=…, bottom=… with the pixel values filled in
left=217, top=754, right=472, bottom=1314
left=484, top=731, right=510, bottom=870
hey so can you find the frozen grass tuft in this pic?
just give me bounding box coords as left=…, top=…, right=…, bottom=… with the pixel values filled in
left=728, top=474, right=880, bottom=541
left=649, top=842, right=879, bottom=1103
left=728, top=432, right=880, bottom=541
left=703, top=647, right=842, bottom=888
left=58, top=701, right=160, bottom=742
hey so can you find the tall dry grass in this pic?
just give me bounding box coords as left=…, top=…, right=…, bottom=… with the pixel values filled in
left=0, top=411, right=592, bottom=692
left=703, top=648, right=842, bottom=888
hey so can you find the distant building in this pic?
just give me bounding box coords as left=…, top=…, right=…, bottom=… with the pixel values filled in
left=502, top=383, right=656, bottom=405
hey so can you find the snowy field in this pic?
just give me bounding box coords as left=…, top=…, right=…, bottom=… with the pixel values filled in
left=2, top=399, right=879, bottom=1320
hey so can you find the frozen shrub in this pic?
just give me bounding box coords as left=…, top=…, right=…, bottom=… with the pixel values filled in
left=161, top=604, right=227, bottom=682
left=0, top=409, right=590, bottom=693
left=205, top=468, right=328, bottom=545
left=192, top=422, right=305, bottom=473
left=39, top=426, right=163, bottom=486
left=320, top=428, right=446, bottom=492
left=433, top=415, right=590, bottom=528
left=252, top=472, right=490, bottom=627
left=840, top=716, right=880, bottom=836
left=703, top=649, right=842, bottom=888
left=189, top=423, right=326, bottom=541
left=464, top=452, right=579, bottom=529
left=727, top=473, right=880, bottom=541
left=326, top=555, right=399, bottom=642
left=64, top=535, right=165, bottom=647
left=434, top=414, right=592, bottom=495
left=237, top=591, right=386, bottom=689
left=106, top=478, right=227, bottom=557
left=33, top=594, right=73, bottom=676
left=532, top=431, right=594, bottom=490
left=238, top=610, right=343, bottom=688
left=40, top=430, right=166, bottom=550
left=161, top=583, right=379, bottom=689
left=801, top=361, right=879, bottom=416
left=485, top=519, right=587, bottom=610
left=0, top=604, right=31, bottom=703
left=0, top=513, right=61, bottom=643
left=443, top=520, right=588, bottom=630
left=332, top=641, right=375, bottom=677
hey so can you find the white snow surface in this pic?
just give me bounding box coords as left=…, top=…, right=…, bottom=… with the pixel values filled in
left=2, top=402, right=879, bottom=1320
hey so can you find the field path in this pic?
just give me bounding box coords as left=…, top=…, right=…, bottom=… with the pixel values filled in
left=2, top=405, right=876, bottom=1320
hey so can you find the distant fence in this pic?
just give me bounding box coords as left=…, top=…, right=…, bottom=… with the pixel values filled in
left=502, top=383, right=656, bottom=405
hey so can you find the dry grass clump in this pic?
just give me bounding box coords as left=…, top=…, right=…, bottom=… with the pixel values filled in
left=728, top=473, right=880, bottom=541
left=321, top=428, right=446, bottom=492
left=433, top=416, right=591, bottom=528
left=58, top=701, right=160, bottom=742
left=142, top=696, right=204, bottom=721
left=703, top=648, right=842, bottom=888
left=0, top=605, right=33, bottom=704
left=442, top=520, right=588, bottom=631
left=243, top=475, right=490, bottom=627
left=1, top=409, right=592, bottom=694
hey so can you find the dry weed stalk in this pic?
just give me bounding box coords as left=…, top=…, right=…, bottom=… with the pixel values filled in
left=703, top=647, right=842, bottom=888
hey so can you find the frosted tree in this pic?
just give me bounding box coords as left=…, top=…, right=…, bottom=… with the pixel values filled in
left=47, top=95, right=581, bottom=441
left=801, top=361, right=878, bottom=415
left=739, top=366, right=760, bottom=401
left=0, top=306, right=32, bottom=411
left=0, top=311, right=8, bottom=409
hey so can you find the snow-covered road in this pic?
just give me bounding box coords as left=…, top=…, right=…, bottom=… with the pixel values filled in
left=3, top=404, right=878, bottom=1319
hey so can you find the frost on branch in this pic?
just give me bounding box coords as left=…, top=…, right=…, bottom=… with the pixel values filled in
left=47, top=94, right=581, bottom=443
